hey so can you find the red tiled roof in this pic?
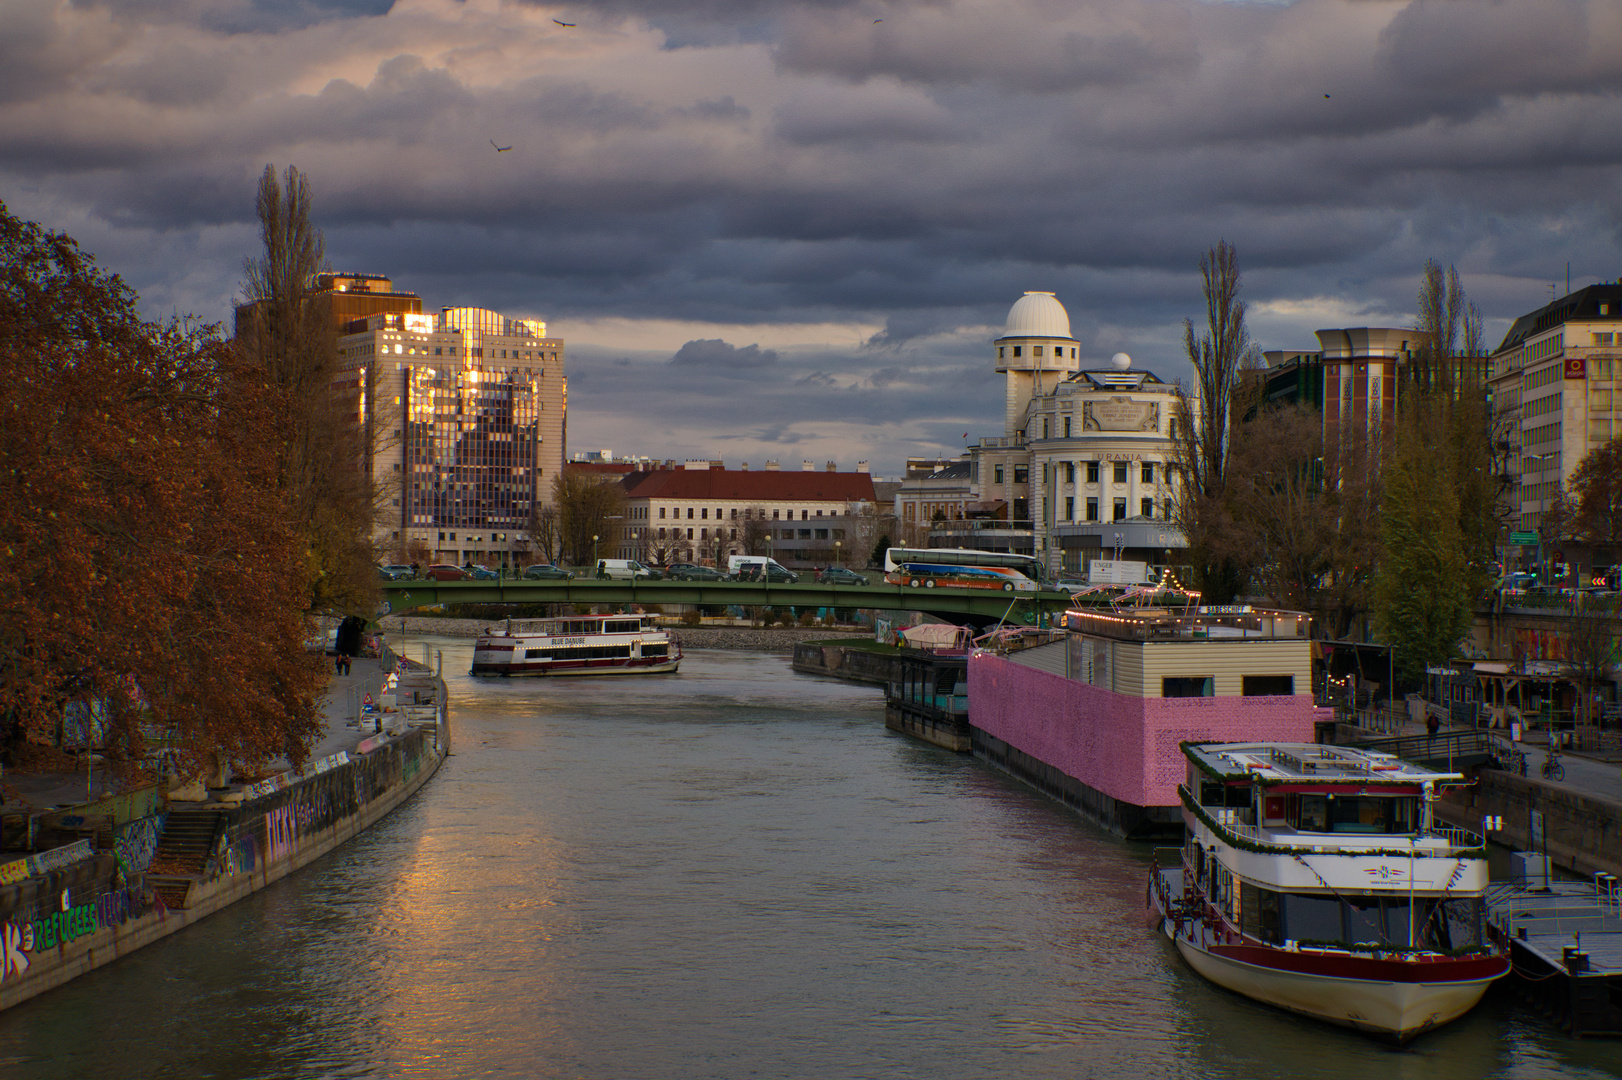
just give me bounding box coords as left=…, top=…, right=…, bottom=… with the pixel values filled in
left=622, top=469, right=876, bottom=502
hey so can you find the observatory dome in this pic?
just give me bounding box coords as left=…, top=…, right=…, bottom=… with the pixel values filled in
left=1002, top=291, right=1073, bottom=340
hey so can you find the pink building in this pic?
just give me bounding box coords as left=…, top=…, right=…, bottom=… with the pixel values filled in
left=967, top=606, right=1329, bottom=838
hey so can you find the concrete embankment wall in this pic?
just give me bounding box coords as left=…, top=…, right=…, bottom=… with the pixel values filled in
left=0, top=724, right=445, bottom=1011
left=1438, top=769, right=1622, bottom=881
left=791, top=642, right=896, bottom=685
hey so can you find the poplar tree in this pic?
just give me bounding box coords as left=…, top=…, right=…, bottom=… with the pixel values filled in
left=237, top=164, right=379, bottom=614
left=1172, top=240, right=1260, bottom=603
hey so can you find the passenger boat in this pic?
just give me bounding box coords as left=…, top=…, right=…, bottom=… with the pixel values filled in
left=470, top=614, right=682, bottom=676
left=1148, top=741, right=1509, bottom=1042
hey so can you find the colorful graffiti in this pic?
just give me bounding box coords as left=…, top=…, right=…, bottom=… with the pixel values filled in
left=113, top=815, right=166, bottom=878
left=0, top=884, right=157, bottom=984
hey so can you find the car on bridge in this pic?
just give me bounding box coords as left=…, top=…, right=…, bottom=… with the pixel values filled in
left=667, top=564, right=726, bottom=581
left=523, top=563, right=574, bottom=580
left=377, top=564, right=415, bottom=580
left=816, top=567, right=868, bottom=585
left=424, top=564, right=471, bottom=581
left=468, top=565, right=501, bottom=580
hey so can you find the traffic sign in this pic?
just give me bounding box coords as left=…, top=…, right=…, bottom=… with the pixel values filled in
left=1509, top=531, right=1539, bottom=546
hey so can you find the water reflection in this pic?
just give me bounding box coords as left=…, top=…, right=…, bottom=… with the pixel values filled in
left=0, top=643, right=1616, bottom=1078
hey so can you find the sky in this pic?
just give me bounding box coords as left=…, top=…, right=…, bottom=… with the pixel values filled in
left=4, top=0, right=1622, bottom=476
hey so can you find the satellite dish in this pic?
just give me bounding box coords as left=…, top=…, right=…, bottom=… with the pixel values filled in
left=1111, top=352, right=1132, bottom=370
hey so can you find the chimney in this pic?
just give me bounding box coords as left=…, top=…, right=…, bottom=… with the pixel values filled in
left=825, top=460, right=836, bottom=472
left=802, top=460, right=814, bottom=471
left=741, top=462, right=749, bottom=471
left=765, top=460, right=780, bottom=471
left=856, top=461, right=870, bottom=473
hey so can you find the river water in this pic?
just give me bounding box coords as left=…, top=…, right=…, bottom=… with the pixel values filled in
left=1, top=642, right=1619, bottom=1079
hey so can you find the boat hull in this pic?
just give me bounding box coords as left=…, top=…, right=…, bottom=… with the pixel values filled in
left=1165, top=923, right=1503, bottom=1042
left=472, top=657, right=681, bottom=677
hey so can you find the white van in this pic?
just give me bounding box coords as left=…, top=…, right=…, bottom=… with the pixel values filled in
left=594, top=558, right=657, bottom=580
left=726, top=555, right=798, bottom=583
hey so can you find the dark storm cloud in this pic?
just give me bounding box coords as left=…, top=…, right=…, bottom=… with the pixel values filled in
left=669, top=338, right=780, bottom=370
left=5, top=0, right=1622, bottom=471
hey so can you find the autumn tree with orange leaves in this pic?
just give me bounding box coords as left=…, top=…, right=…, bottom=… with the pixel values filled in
left=0, top=203, right=326, bottom=785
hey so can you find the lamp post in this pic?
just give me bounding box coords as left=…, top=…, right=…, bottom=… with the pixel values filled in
left=835, top=540, right=842, bottom=567
left=593, top=533, right=600, bottom=568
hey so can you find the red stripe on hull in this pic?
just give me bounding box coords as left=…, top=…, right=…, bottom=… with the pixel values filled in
left=1205, top=943, right=1508, bottom=984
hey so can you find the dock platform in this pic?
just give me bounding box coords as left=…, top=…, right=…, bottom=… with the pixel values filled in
left=1488, top=879, right=1622, bottom=1035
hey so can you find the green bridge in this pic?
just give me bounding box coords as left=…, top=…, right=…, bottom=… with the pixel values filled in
left=379, top=578, right=1076, bottom=624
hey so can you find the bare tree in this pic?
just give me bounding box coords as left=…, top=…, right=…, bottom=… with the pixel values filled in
left=527, top=501, right=560, bottom=565
left=741, top=507, right=772, bottom=556
left=237, top=164, right=377, bottom=614
left=551, top=469, right=626, bottom=565
left=1171, top=240, right=1259, bottom=603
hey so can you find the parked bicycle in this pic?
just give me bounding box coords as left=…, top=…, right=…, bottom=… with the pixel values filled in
left=1542, top=750, right=1565, bottom=782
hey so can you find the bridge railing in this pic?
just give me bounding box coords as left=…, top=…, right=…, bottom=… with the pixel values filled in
left=1348, top=729, right=1493, bottom=770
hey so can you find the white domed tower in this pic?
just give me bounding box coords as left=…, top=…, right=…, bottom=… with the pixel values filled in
left=995, top=292, right=1080, bottom=436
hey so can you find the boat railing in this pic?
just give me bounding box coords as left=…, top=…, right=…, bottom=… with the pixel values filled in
left=1205, top=817, right=1485, bottom=855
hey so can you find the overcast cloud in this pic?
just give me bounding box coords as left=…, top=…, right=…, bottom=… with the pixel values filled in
left=3, top=0, right=1620, bottom=473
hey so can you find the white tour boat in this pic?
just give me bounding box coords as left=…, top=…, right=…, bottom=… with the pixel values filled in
left=1149, top=741, right=1509, bottom=1043
left=470, top=614, right=682, bottom=677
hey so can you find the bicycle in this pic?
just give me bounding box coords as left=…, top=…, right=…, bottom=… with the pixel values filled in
left=1541, top=751, right=1565, bottom=782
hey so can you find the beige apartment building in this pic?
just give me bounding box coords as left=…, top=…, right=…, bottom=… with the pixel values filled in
left=1489, top=284, right=1622, bottom=535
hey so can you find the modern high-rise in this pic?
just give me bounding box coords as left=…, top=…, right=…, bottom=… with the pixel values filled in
left=337, top=303, right=566, bottom=567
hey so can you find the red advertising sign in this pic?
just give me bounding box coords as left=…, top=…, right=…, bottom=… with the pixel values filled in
left=1566, top=357, right=1587, bottom=380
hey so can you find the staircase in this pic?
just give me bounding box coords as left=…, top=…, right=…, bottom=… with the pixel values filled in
left=147, top=807, right=228, bottom=909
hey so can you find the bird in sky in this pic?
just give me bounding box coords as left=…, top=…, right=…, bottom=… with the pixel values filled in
left=1324, top=93, right=1331, bottom=98
left=491, top=140, right=513, bottom=152
left=874, top=18, right=883, bottom=23
left=553, top=18, right=575, bottom=26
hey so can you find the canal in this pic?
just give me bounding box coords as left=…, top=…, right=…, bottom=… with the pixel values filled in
left=0, top=642, right=1618, bottom=1078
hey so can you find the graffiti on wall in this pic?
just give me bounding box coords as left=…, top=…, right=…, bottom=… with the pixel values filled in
left=0, top=883, right=158, bottom=985
left=113, top=815, right=166, bottom=878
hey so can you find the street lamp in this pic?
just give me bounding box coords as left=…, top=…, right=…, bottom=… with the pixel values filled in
left=593, top=533, right=600, bottom=567
left=835, top=540, right=842, bottom=567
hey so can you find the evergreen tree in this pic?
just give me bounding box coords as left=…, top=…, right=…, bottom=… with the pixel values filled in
left=1373, top=401, right=1473, bottom=683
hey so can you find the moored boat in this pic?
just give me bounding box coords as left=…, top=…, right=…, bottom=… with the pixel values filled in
left=471, top=614, right=681, bottom=677
left=1149, top=741, right=1509, bottom=1042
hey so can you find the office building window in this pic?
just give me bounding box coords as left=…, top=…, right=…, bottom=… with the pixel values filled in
left=1086, top=498, right=1099, bottom=521
left=1063, top=416, right=1071, bottom=438
left=773, top=510, right=780, bottom=520
left=1065, top=496, right=1074, bottom=520
left=701, top=509, right=708, bottom=519
left=1142, top=463, right=1154, bottom=484
left=1013, top=346, right=1022, bottom=358
left=688, top=508, right=695, bottom=519
left=1014, top=466, right=1028, bottom=484
left=1034, top=346, right=1043, bottom=358
left=1113, top=498, right=1127, bottom=520
left=1086, top=461, right=1099, bottom=483
left=995, top=465, right=1004, bottom=484
left=1114, top=462, right=1128, bottom=484
left=1142, top=498, right=1154, bottom=518
left=1064, top=462, right=1075, bottom=483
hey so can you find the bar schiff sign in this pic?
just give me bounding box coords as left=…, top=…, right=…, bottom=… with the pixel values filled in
left=1083, top=396, right=1160, bottom=432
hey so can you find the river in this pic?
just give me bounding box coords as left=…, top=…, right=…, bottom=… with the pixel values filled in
left=0, top=642, right=1618, bottom=1079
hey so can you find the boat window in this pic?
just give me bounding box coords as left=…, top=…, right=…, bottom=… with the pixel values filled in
left=605, top=620, right=638, bottom=633
left=1295, top=795, right=1410, bottom=834
left=1280, top=894, right=1341, bottom=944
left=1240, top=882, right=1282, bottom=944
left=1344, top=896, right=1387, bottom=946
left=524, top=649, right=550, bottom=659
left=1202, top=782, right=1252, bottom=809
left=1429, top=898, right=1483, bottom=950
left=1241, top=675, right=1294, bottom=696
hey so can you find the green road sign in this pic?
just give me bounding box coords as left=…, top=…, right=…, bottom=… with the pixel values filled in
left=1509, top=531, right=1540, bottom=546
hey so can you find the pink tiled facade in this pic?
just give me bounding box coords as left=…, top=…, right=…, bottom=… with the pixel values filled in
left=968, top=652, right=1325, bottom=808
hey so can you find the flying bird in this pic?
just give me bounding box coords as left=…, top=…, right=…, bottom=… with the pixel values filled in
left=874, top=18, right=883, bottom=22
left=1324, top=93, right=1331, bottom=98
left=553, top=18, right=575, bottom=26
left=491, top=140, right=513, bottom=152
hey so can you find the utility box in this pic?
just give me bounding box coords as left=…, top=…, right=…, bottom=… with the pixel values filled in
left=1510, top=851, right=1551, bottom=888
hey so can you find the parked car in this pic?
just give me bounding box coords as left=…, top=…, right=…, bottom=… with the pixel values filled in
left=523, top=563, right=574, bottom=580
left=816, top=566, right=867, bottom=585
left=468, top=564, right=500, bottom=580
left=669, top=564, right=726, bottom=581
left=425, top=563, right=470, bottom=581
left=377, top=564, right=415, bottom=580
left=595, top=558, right=660, bottom=580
